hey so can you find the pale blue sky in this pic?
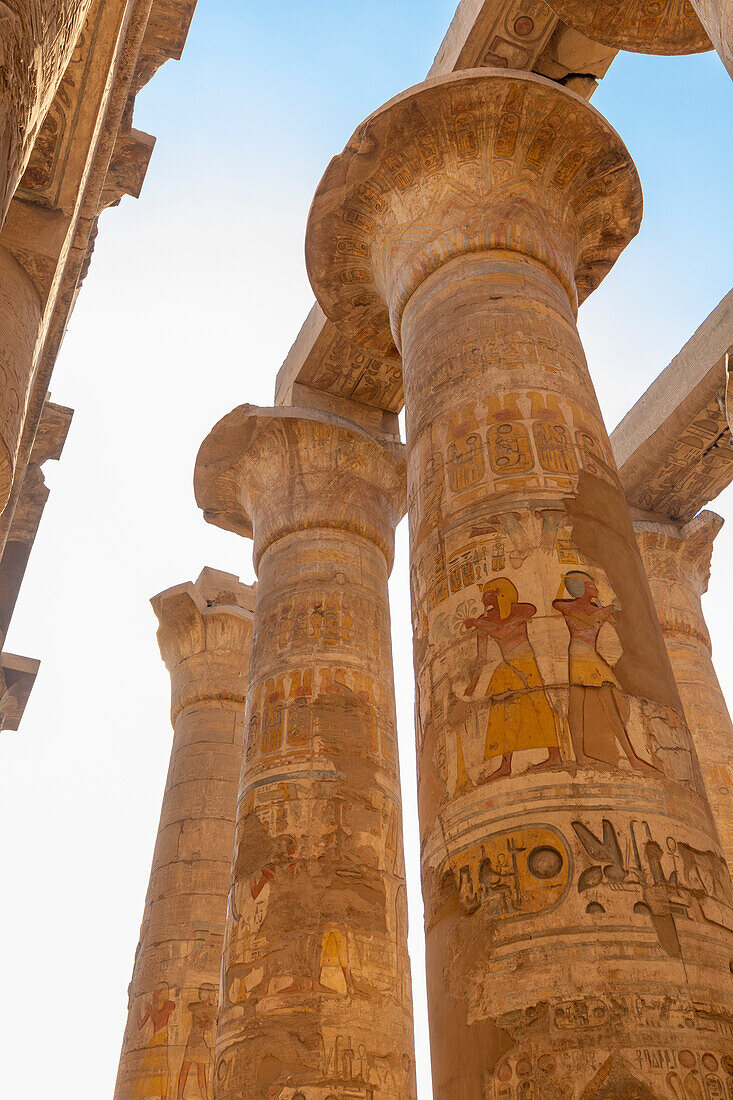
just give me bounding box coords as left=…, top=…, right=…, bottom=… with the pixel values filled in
left=0, top=4, right=731, bottom=1098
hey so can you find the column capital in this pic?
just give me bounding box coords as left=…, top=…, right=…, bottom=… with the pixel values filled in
left=634, top=508, right=724, bottom=649
left=544, top=0, right=711, bottom=55
left=194, top=405, right=406, bottom=570
left=151, top=567, right=255, bottom=721
left=305, top=69, right=641, bottom=356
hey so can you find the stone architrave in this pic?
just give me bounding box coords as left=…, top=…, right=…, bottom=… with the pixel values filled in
left=0, top=245, right=44, bottom=512
left=306, top=69, right=733, bottom=1098
left=0, top=0, right=93, bottom=225
left=635, top=509, right=733, bottom=873
left=544, top=0, right=733, bottom=77
left=195, top=406, right=417, bottom=1100
left=114, top=568, right=254, bottom=1100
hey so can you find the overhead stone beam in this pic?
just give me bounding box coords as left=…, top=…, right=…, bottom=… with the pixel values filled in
left=611, top=290, right=733, bottom=522
left=0, top=0, right=199, bottom=553
left=0, top=653, right=41, bottom=733
left=274, top=0, right=618, bottom=416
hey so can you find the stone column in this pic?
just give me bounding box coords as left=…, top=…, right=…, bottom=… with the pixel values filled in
left=194, top=406, right=417, bottom=1100
left=306, top=69, right=733, bottom=1099
left=0, top=0, right=92, bottom=224
left=114, top=568, right=254, bottom=1100
left=544, top=0, right=732, bottom=78
left=635, top=509, right=733, bottom=872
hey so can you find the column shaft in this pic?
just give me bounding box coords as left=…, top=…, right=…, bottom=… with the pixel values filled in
left=636, top=511, right=733, bottom=873
left=114, top=570, right=254, bottom=1100
left=404, top=249, right=733, bottom=1096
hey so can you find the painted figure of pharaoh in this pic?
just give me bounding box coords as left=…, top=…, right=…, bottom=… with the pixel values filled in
left=463, top=577, right=561, bottom=781
left=133, top=983, right=175, bottom=1100
left=553, top=570, right=658, bottom=773
left=176, top=984, right=216, bottom=1100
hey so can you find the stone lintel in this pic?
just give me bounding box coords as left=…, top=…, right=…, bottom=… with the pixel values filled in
left=0, top=652, right=41, bottom=733
left=611, top=290, right=733, bottom=522
left=275, top=0, right=619, bottom=418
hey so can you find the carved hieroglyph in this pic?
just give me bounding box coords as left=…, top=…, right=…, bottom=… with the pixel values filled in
left=543, top=0, right=712, bottom=53
left=195, top=407, right=417, bottom=1100
left=114, top=569, right=254, bottom=1100
left=306, top=69, right=733, bottom=1099
left=0, top=0, right=92, bottom=225
left=635, top=511, right=733, bottom=875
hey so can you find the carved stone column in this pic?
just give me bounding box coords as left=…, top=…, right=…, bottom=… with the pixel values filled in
left=636, top=509, right=733, bottom=872
left=195, top=406, right=417, bottom=1100
left=544, top=0, right=732, bottom=78
left=114, top=568, right=254, bottom=1100
left=307, top=69, right=733, bottom=1099
left=0, top=0, right=92, bottom=224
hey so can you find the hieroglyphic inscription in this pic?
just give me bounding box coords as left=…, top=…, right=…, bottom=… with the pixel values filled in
left=544, top=0, right=710, bottom=54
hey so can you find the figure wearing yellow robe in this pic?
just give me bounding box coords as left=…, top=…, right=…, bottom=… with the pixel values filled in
left=464, top=577, right=560, bottom=782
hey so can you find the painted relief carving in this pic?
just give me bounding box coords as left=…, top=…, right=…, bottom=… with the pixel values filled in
left=543, top=0, right=710, bottom=55
left=408, top=391, right=619, bottom=556
left=463, top=578, right=561, bottom=781
left=416, top=508, right=696, bottom=804
left=176, top=985, right=216, bottom=1099
left=133, top=984, right=175, bottom=1100
left=299, top=325, right=404, bottom=413
left=554, top=572, right=657, bottom=772
left=453, top=825, right=572, bottom=920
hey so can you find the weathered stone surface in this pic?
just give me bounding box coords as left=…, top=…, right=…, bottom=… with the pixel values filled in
left=275, top=2, right=619, bottom=418
left=114, top=568, right=254, bottom=1100
left=0, top=246, right=43, bottom=511
left=611, top=291, right=733, bottom=524
left=0, top=397, right=71, bottom=648
left=0, top=651, right=40, bottom=732
left=195, top=407, right=417, bottom=1099
left=544, top=0, right=711, bottom=54
left=635, top=511, right=733, bottom=875
left=306, top=68, right=733, bottom=1099
left=0, top=0, right=198, bottom=729
left=0, top=0, right=92, bottom=225
left=693, top=0, right=733, bottom=75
